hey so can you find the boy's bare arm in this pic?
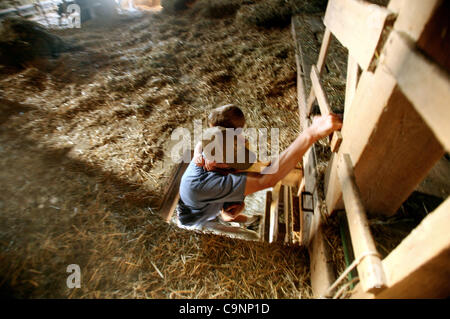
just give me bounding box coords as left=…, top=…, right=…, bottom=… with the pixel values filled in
left=244, top=114, right=342, bottom=196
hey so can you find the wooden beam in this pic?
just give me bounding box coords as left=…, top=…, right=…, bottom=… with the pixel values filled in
left=316, top=28, right=332, bottom=73
left=303, top=146, right=318, bottom=194
left=292, top=14, right=337, bottom=295
left=291, top=15, right=309, bottom=131
left=325, top=64, right=444, bottom=217
left=380, top=31, right=450, bottom=151
left=281, top=168, right=302, bottom=188
left=416, top=155, right=450, bottom=199
left=203, top=222, right=259, bottom=241
left=389, top=0, right=449, bottom=73
left=269, top=182, right=282, bottom=243
left=416, top=0, right=450, bottom=74
left=323, top=0, right=395, bottom=70
left=352, top=197, right=450, bottom=298
left=344, top=54, right=359, bottom=120
left=389, top=0, right=441, bottom=42
left=310, top=65, right=332, bottom=116
left=284, top=186, right=294, bottom=244
left=297, top=176, right=305, bottom=198
left=330, top=131, right=343, bottom=153
left=299, top=198, right=313, bottom=247
left=324, top=152, right=344, bottom=213
left=263, top=190, right=272, bottom=243
left=337, top=153, right=386, bottom=293
left=306, top=28, right=332, bottom=116
left=308, top=190, right=335, bottom=297
left=310, top=65, right=343, bottom=153
left=159, top=161, right=190, bottom=222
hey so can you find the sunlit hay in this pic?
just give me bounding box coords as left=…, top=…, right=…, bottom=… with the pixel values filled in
left=192, top=0, right=241, bottom=19
left=237, top=0, right=293, bottom=29
left=161, top=0, right=191, bottom=13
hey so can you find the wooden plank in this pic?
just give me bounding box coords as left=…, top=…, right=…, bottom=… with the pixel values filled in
left=330, top=131, right=343, bottom=153
left=337, top=153, right=387, bottom=293
left=389, top=0, right=441, bottom=42
left=203, top=222, right=259, bottom=241
left=159, top=161, right=190, bottom=222
left=306, top=28, right=332, bottom=116
left=303, top=146, right=318, bottom=194
left=344, top=54, right=359, bottom=120
left=323, top=0, right=395, bottom=70
left=284, top=186, right=294, bottom=244
left=264, top=191, right=272, bottom=243
left=380, top=31, right=450, bottom=151
left=310, top=65, right=343, bottom=153
left=310, top=65, right=332, bottom=116
left=416, top=155, right=450, bottom=199
left=281, top=168, right=302, bottom=188
left=416, top=0, right=450, bottom=74
left=389, top=0, right=449, bottom=72
left=299, top=195, right=313, bottom=247
left=308, top=189, right=335, bottom=297
left=352, top=197, right=450, bottom=298
left=292, top=194, right=300, bottom=232
left=316, top=28, right=332, bottom=73
left=269, top=182, right=282, bottom=243
left=325, top=65, right=444, bottom=217
left=291, top=15, right=309, bottom=131
left=297, top=176, right=305, bottom=198
left=324, top=152, right=344, bottom=213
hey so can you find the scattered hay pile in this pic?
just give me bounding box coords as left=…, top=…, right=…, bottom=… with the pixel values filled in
left=0, top=129, right=311, bottom=298
left=0, top=18, right=80, bottom=68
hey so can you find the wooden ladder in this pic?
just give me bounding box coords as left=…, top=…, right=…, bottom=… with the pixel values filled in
left=293, top=0, right=450, bottom=299
left=291, top=0, right=396, bottom=297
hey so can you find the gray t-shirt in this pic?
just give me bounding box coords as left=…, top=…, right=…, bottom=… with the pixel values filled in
left=178, top=161, right=247, bottom=227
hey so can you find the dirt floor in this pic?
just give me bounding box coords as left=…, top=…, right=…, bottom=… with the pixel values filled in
left=0, top=4, right=314, bottom=298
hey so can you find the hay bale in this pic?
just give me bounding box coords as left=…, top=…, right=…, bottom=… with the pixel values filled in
left=236, top=0, right=328, bottom=29
left=0, top=18, right=79, bottom=68
left=161, top=0, right=191, bottom=13
left=291, top=0, right=328, bottom=15
left=238, top=0, right=293, bottom=29
left=193, top=0, right=242, bottom=19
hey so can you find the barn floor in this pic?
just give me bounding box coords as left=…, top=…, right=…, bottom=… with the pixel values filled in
left=0, top=6, right=312, bottom=298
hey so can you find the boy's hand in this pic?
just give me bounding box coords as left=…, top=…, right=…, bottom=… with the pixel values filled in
left=194, top=153, right=205, bottom=167
left=203, top=158, right=234, bottom=175
left=307, top=113, right=343, bottom=141
left=221, top=202, right=245, bottom=217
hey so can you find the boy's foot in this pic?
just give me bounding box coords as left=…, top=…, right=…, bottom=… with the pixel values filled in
left=242, top=215, right=261, bottom=227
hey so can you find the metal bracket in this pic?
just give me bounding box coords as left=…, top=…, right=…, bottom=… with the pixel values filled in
left=301, top=191, right=314, bottom=212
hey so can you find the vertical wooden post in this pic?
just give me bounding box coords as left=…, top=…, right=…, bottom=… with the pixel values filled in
left=344, top=54, right=359, bottom=120
left=325, top=63, right=444, bottom=216
left=337, top=153, right=387, bottom=293
left=352, top=197, right=450, bottom=298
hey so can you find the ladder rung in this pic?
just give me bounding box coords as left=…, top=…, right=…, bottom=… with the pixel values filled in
left=306, top=28, right=333, bottom=116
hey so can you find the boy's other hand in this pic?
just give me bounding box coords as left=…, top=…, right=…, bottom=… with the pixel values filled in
left=194, top=153, right=205, bottom=167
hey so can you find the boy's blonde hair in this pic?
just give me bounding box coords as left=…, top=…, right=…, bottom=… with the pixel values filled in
left=208, top=104, right=245, bottom=129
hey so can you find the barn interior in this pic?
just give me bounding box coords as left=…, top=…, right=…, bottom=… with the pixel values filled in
left=0, top=0, right=449, bottom=299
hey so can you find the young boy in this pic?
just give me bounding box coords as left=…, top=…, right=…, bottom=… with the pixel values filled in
left=178, top=104, right=343, bottom=229
left=186, top=104, right=257, bottom=227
